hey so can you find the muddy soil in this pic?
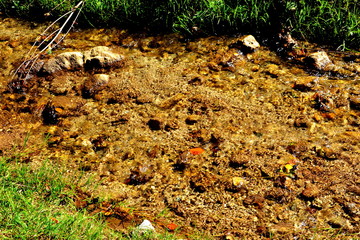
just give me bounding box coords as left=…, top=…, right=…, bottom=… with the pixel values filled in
left=0, top=18, right=360, bottom=239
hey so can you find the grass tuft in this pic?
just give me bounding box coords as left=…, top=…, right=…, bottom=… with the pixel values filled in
left=0, top=157, right=107, bottom=239
left=0, top=0, right=359, bottom=48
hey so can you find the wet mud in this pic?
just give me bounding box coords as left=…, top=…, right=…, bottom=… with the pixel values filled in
left=0, top=18, right=360, bottom=239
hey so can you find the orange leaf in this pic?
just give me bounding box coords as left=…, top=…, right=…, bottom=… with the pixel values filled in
left=189, top=147, right=205, bottom=155
left=166, top=223, right=178, bottom=231
left=55, top=107, right=64, bottom=113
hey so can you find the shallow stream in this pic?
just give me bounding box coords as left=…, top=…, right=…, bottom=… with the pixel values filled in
left=0, top=17, right=359, bottom=239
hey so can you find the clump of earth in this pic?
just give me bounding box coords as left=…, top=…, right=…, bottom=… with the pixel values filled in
left=0, top=17, right=359, bottom=239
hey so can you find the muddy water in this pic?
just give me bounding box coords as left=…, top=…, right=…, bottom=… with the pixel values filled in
left=1, top=17, right=360, bottom=239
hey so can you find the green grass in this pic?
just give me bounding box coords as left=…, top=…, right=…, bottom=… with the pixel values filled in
left=0, top=156, right=109, bottom=239
left=0, top=0, right=359, bottom=49
left=286, top=0, right=360, bottom=50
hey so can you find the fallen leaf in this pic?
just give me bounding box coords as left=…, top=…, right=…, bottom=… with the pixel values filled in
left=166, top=223, right=178, bottom=231
left=189, top=147, right=205, bottom=155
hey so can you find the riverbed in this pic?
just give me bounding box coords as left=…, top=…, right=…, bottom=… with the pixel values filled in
left=0, top=17, right=359, bottom=239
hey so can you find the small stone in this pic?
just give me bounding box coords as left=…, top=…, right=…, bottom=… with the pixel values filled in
left=208, top=61, right=221, bottom=71
left=313, top=113, right=323, bottom=122
left=243, top=194, right=265, bottom=208
left=343, top=202, right=360, bottom=217
left=321, top=112, right=336, bottom=120
left=224, top=235, right=235, bottom=240
left=269, top=222, right=294, bottom=234
left=348, top=186, right=360, bottom=196
left=82, top=74, right=110, bottom=98
left=136, top=94, right=154, bottom=104
left=264, top=64, right=281, bottom=78
left=8, top=40, right=20, bottom=48
left=232, top=177, right=246, bottom=187
left=302, top=182, right=320, bottom=198
left=294, top=116, right=311, bottom=128
left=231, top=35, right=260, bottom=53
left=274, top=175, right=293, bottom=189
left=306, top=51, right=334, bottom=71
left=316, top=147, right=339, bottom=160
left=229, top=151, right=250, bottom=168
left=93, top=73, right=110, bottom=83
left=328, top=216, right=351, bottom=229
left=286, top=142, right=308, bottom=156
left=292, top=76, right=318, bottom=92
left=147, top=118, right=163, bottom=130
left=46, top=125, right=59, bottom=135
left=51, top=96, right=85, bottom=117
left=188, top=76, right=204, bottom=85
left=349, top=96, right=360, bottom=110
left=135, top=219, right=156, bottom=234
left=185, top=115, right=201, bottom=125
left=221, top=61, right=236, bottom=72
left=158, top=93, right=185, bottom=109
left=225, top=176, right=248, bottom=194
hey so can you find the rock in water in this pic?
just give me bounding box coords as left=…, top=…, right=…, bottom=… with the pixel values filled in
left=41, top=46, right=124, bottom=74
left=231, top=35, right=260, bottom=53
left=84, top=46, right=124, bottom=69
left=82, top=74, right=110, bottom=98
left=306, top=51, right=334, bottom=71
left=42, top=52, right=84, bottom=74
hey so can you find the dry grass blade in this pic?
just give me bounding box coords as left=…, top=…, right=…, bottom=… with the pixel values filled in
left=10, top=1, right=84, bottom=85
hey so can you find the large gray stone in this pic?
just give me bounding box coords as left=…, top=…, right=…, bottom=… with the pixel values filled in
left=84, top=46, right=124, bottom=69
left=42, top=52, right=84, bottom=74
left=41, top=46, right=124, bottom=75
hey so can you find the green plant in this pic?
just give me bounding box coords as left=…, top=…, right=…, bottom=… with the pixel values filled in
left=287, top=0, right=360, bottom=49
left=0, top=158, right=107, bottom=239
left=0, top=0, right=359, bottom=49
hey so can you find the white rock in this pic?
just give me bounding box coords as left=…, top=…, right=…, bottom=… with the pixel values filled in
left=93, top=74, right=109, bottom=84
left=136, top=219, right=156, bottom=233
left=233, top=35, right=260, bottom=53
left=241, top=35, right=260, bottom=49
left=307, top=51, right=334, bottom=71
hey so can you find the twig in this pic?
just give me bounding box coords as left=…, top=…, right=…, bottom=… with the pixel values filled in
left=11, top=1, right=85, bottom=83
